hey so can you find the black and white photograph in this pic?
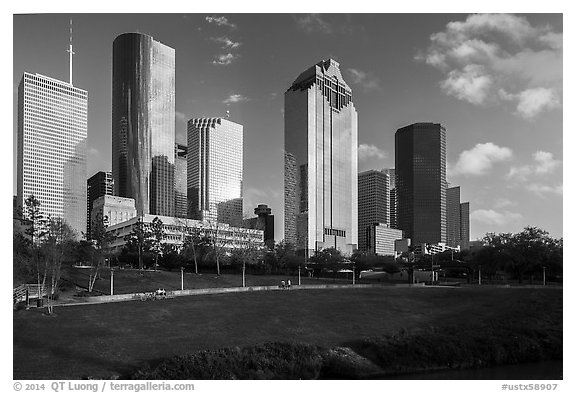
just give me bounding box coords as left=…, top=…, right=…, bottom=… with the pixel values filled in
left=8, top=3, right=568, bottom=390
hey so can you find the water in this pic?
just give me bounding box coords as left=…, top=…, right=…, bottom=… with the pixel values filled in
left=384, top=360, right=562, bottom=380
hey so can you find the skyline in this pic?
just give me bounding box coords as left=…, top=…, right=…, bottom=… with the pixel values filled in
left=12, top=13, right=563, bottom=241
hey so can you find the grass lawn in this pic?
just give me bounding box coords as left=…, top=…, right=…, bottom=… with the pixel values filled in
left=13, top=286, right=562, bottom=379
left=61, top=266, right=354, bottom=295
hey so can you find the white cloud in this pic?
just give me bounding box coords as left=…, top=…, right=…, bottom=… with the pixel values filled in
left=533, top=151, right=561, bottom=174
left=358, top=144, right=387, bottom=161
left=87, top=147, right=100, bottom=157
left=440, top=64, right=492, bottom=104
left=223, top=94, right=249, bottom=104
left=205, top=16, right=237, bottom=29
left=526, top=184, right=563, bottom=198
left=212, top=53, right=238, bottom=66
left=347, top=68, right=380, bottom=92
left=449, top=142, right=513, bottom=176
left=418, top=13, right=562, bottom=119
left=212, top=36, right=241, bottom=49
left=515, top=88, right=560, bottom=119
left=507, top=151, right=560, bottom=180
left=293, top=14, right=332, bottom=34
left=494, top=198, right=515, bottom=209
left=471, top=209, right=522, bottom=226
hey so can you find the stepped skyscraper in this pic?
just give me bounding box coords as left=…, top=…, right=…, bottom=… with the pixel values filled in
left=112, top=32, right=175, bottom=216
left=284, top=59, right=358, bottom=256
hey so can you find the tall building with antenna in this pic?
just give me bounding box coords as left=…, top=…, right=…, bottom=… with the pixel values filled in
left=112, top=32, right=176, bottom=217
left=16, top=21, right=88, bottom=238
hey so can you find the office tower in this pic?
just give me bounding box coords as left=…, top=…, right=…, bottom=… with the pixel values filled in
left=446, top=186, right=461, bottom=248
left=174, top=143, right=187, bottom=218
left=358, top=170, right=390, bottom=252
left=284, top=59, right=358, bottom=256
left=17, top=72, right=87, bottom=238
left=395, top=123, right=447, bottom=245
left=383, top=168, right=396, bottom=229
left=460, top=202, right=470, bottom=250
left=87, top=171, right=114, bottom=237
left=112, top=32, right=175, bottom=217
left=187, top=118, right=243, bottom=226
left=243, top=204, right=275, bottom=249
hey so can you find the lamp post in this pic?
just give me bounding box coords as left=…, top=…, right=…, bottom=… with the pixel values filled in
left=242, top=261, right=246, bottom=288
left=478, top=265, right=482, bottom=285
left=543, top=266, right=547, bottom=286
left=298, top=265, right=301, bottom=286
left=352, top=265, right=355, bottom=285
left=110, top=269, right=114, bottom=296
left=181, top=266, right=184, bottom=291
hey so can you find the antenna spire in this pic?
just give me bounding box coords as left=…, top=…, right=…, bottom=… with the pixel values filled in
left=66, top=19, right=75, bottom=85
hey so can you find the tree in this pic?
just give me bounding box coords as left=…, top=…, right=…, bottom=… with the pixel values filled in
left=309, top=248, right=344, bottom=279
left=474, top=226, right=563, bottom=283
left=87, top=213, right=116, bottom=292
left=124, top=219, right=153, bottom=270
left=41, top=217, right=76, bottom=314
left=150, top=217, right=165, bottom=271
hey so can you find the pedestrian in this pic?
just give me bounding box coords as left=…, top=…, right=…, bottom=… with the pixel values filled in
left=287, top=279, right=291, bottom=289
left=281, top=280, right=285, bottom=289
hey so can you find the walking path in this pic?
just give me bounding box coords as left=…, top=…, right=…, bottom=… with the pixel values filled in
left=50, top=282, right=430, bottom=307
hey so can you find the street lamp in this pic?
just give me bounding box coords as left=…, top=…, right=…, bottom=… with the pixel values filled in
left=543, top=266, right=547, bottom=286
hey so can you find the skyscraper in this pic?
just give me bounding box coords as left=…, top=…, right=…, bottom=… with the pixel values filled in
left=17, top=72, right=87, bottom=238
left=384, top=168, right=396, bottom=229
left=187, top=118, right=243, bottom=226
left=112, top=32, right=175, bottom=217
left=174, top=143, right=187, bottom=218
left=460, top=202, right=470, bottom=250
left=358, top=170, right=390, bottom=252
left=395, top=123, right=447, bottom=245
left=446, top=186, right=461, bottom=248
left=284, top=59, right=358, bottom=256
left=87, top=171, right=114, bottom=237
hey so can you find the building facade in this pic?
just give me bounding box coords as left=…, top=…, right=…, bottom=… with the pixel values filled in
left=87, top=171, right=114, bottom=238
left=106, top=214, right=263, bottom=253
left=358, top=170, right=390, bottom=252
left=366, top=223, right=403, bottom=256
left=17, top=72, right=88, bottom=238
left=174, top=143, right=187, bottom=218
left=284, top=59, right=358, bottom=256
left=395, top=123, right=447, bottom=245
left=91, top=195, right=137, bottom=229
left=187, top=118, right=243, bottom=226
left=112, top=32, right=175, bottom=217
left=460, top=202, right=470, bottom=250
left=446, top=186, right=461, bottom=248
left=243, top=204, right=275, bottom=249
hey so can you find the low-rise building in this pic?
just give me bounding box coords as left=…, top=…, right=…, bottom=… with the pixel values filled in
left=106, top=214, right=264, bottom=253
left=366, top=223, right=403, bottom=256
left=91, top=195, right=138, bottom=230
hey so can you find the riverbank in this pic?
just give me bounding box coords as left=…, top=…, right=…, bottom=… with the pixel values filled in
left=131, top=317, right=562, bottom=379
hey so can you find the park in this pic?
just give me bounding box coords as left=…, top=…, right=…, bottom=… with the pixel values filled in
left=13, top=278, right=562, bottom=380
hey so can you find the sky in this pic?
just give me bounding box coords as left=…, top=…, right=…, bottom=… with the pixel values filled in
left=11, top=12, right=564, bottom=242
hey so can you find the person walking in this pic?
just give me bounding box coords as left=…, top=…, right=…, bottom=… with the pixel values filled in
left=287, top=279, right=292, bottom=289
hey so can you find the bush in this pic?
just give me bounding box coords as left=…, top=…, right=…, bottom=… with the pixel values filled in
left=132, top=342, right=325, bottom=380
